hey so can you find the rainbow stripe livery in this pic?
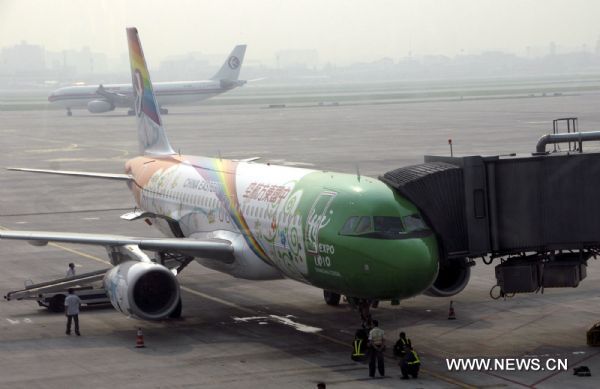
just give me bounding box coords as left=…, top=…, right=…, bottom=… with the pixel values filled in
left=127, top=27, right=174, bottom=156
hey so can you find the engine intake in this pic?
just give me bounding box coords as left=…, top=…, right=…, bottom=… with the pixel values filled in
left=424, top=258, right=471, bottom=297
left=103, top=261, right=180, bottom=320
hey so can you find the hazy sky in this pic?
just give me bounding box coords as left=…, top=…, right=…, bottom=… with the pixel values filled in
left=1, top=0, right=599, bottom=65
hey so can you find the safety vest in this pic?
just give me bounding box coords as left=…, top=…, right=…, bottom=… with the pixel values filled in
left=353, top=339, right=365, bottom=356
left=407, top=350, right=420, bottom=365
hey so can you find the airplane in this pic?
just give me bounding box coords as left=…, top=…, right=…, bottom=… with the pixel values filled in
left=0, top=27, right=452, bottom=322
left=48, top=44, right=247, bottom=116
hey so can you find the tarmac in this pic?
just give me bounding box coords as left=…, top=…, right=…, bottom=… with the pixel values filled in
left=1, top=92, right=600, bottom=388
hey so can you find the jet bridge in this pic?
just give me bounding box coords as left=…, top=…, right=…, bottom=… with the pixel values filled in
left=381, top=129, right=600, bottom=294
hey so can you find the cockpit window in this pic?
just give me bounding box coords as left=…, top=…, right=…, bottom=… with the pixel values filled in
left=339, top=216, right=372, bottom=235
left=354, top=216, right=373, bottom=234
left=339, top=216, right=359, bottom=235
left=339, top=214, right=429, bottom=239
left=402, top=214, right=428, bottom=232
left=374, top=216, right=405, bottom=234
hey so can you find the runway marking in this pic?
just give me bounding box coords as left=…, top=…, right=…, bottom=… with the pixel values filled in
left=530, top=350, right=600, bottom=387
left=3, top=233, right=476, bottom=389
left=25, top=143, right=79, bottom=154
left=181, top=286, right=255, bottom=315
left=6, top=318, right=19, bottom=325
left=48, top=243, right=110, bottom=265
left=233, top=315, right=323, bottom=333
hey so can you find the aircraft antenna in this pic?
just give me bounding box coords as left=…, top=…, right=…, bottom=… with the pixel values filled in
left=355, top=164, right=361, bottom=182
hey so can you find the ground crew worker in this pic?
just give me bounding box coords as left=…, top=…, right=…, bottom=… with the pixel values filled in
left=368, top=319, right=385, bottom=377
left=393, top=331, right=412, bottom=358
left=359, top=299, right=373, bottom=330
left=64, top=288, right=81, bottom=336
left=66, top=263, right=76, bottom=277
left=351, top=328, right=367, bottom=361
left=400, top=344, right=420, bottom=379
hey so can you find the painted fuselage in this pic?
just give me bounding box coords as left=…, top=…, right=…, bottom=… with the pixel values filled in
left=125, top=155, right=440, bottom=300
left=48, top=80, right=235, bottom=109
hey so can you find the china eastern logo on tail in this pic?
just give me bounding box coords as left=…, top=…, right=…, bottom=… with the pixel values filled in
left=228, top=56, right=241, bottom=69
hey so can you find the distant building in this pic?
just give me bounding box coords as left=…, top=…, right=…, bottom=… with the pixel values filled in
left=158, top=52, right=211, bottom=80
left=0, top=41, right=45, bottom=75
left=45, top=47, right=108, bottom=78
left=275, top=50, right=319, bottom=70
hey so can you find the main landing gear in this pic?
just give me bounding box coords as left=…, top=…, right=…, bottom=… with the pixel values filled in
left=323, top=290, right=341, bottom=306
left=66, top=108, right=72, bottom=116
left=159, top=107, right=169, bottom=115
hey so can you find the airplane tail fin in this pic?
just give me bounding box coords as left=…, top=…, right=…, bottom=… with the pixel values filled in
left=211, top=45, right=247, bottom=81
left=126, top=27, right=175, bottom=156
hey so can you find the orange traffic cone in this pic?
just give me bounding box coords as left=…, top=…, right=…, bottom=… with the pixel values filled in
left=135, top=327, right=145, bottom=348
left=448, top=300, right=456, bottom=320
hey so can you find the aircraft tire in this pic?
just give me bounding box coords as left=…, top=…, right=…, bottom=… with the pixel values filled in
left=49, top=294, right=65, bottom=313
left=66, top=109, right=72, bottom=117
left=159, top=107, right=169, bottom=115
left=323, top=290, right=341, bottom=306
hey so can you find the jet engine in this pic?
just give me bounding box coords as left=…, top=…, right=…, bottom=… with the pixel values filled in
left=424, top=258, right=471, bottom=297
left=103, top=261, right=180, bottom=320
left=87, top=100, right=114, bottom=113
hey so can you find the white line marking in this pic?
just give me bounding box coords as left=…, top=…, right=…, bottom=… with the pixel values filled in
left=233, top=315, right=322, bottom=333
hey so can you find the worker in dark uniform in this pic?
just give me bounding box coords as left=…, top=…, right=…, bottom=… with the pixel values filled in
left=400, top=344, right=420, bottom=379
left=393, top=332, right=411, bottom=358
left=351, top=328, right=368, bottom=361
left=359, top=299, right=373, bottom=330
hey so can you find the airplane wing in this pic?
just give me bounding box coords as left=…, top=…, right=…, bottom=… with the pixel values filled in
left=96, top=84, right=132, bottom=106
left=0, top=230, right=234, bottom=262
left=7, top=168, right=132, bottom=181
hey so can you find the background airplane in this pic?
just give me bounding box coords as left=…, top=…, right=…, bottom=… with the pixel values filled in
left=1, top=28, right=444, bottom=321
left=48, top=44, right=247, bottom=116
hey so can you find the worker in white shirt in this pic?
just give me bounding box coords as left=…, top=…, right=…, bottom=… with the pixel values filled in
left=64, top=288, right=81, bottom=336
left=66, top=263, right=76, bottom=278
left=368, top=319, right=385, bottom=377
